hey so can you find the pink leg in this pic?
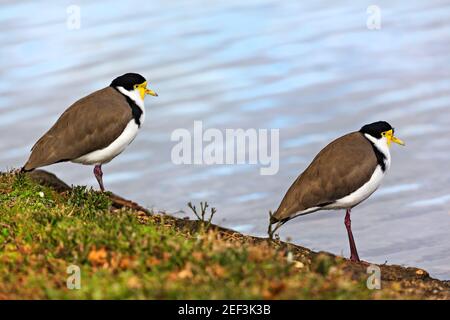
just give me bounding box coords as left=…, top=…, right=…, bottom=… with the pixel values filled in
left=344, top=208, right=360, bottom=262
left=93, top=165, right=105, bottom=192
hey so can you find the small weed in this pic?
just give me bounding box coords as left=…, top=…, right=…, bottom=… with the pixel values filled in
left=12, top=172, right=28, bottom=189
left=66, top=186, right=111, bottom=213
left=187, top=201, right=216, bottom=230
left=312, top=253, right=334, bottom=276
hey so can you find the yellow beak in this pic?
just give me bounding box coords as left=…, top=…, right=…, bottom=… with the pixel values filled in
left=386, top=129, right=405, bottom=146
left=391, top=135, right=405, bottom=146
left=137, top=81, right=158, bottom=99
left=145, top=88, right=158, bottom=97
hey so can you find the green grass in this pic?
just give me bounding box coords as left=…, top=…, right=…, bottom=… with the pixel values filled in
left=0, top=172, right=404, bottom=299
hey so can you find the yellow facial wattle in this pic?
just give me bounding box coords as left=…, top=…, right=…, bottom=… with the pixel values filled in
left=135, top=81, right=158, bottom=99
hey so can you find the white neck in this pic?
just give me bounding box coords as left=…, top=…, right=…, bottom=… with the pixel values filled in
left=116, top=86, right=145, bottom=110
left=364, top=133, right=391, bottom=170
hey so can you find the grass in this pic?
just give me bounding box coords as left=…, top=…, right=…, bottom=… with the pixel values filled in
left=0, top=171, right=434, bottom=299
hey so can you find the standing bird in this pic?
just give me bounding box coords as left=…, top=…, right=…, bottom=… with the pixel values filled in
left=270, top=121, right=405, bottom=262
left=22, top=73, right=158, bottom=191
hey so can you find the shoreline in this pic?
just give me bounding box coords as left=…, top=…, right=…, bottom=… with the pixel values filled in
left=0, top=169, right=448, bottom=299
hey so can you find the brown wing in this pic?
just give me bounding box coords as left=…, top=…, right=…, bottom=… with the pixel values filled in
left=23, top=87, right=133, bottom=170
left=273, top=132, right=378, bottom=221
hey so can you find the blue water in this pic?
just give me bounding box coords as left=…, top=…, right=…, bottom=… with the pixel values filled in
left=1, top=0, right=450, bottom=279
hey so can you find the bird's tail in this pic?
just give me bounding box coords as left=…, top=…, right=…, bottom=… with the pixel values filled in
left=21, top=162, right=35, bottom=173
left=267, top=210, right=290, bottom=239
left=269, top=212, right=280, bottom=224
left=269, top=210, right=290, bottom=225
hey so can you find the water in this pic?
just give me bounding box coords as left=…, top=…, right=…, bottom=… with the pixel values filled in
left=1, top=0, right=450, bottom=279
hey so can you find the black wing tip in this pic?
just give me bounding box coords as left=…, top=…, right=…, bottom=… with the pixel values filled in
left=269, top=212, right=290, bottom=225
left=21, top=163, right=35, bottom=173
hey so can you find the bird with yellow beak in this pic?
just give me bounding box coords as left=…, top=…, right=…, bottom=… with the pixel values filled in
left=270, top=121, right=404, bottom=262
left=22, top=73, right=158, bottom=191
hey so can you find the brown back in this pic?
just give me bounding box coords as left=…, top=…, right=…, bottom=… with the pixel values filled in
left=23, top=87, right=133, bottom=170
left=273, top=132, right=378, bottom=221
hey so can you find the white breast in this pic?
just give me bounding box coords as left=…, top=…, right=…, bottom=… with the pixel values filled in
left=72, top=120, right=140, bottom=165
left=73, top=86, right=145, bottom=165
left=326, top=133, right=391, bottom=209
left=328, top=165, right=386, bottom=209
left=293, top=163, right=388, bottom=219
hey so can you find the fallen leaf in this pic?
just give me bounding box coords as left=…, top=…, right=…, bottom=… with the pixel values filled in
left=177, top=263, right=193, bottom=279
left=127, top=276, right=141, bottom=289
left=88, top=247, right=108, bottom=267
left=146, top=257, right=162, bottom=267
left=192, top=251, right=204, bottom=261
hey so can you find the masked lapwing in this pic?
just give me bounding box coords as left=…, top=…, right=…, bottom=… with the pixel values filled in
left=22, top=73, right=158, bottom=191
left=270, top=121, right=405, bottom=262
